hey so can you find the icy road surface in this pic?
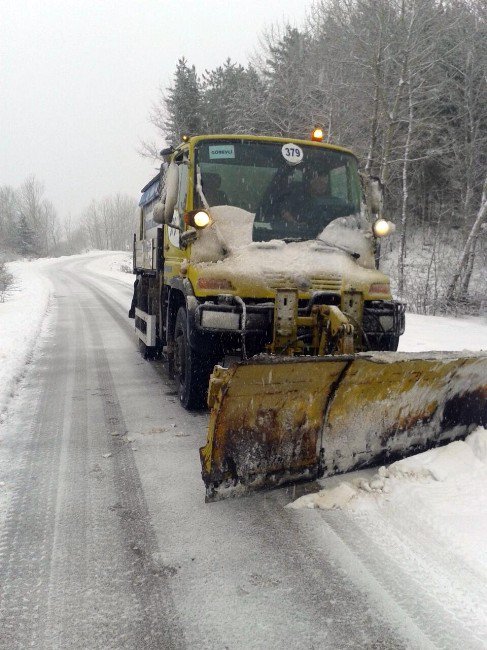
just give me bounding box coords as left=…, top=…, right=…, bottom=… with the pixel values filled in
left=0, top=252, right=486, bottom=649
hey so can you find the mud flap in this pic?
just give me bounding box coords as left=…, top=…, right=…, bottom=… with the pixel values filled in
left=200, top=352, right=487, bottom=501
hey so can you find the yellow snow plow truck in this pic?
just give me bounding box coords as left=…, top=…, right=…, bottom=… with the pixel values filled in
left=131, top=133, right=487, bottom=501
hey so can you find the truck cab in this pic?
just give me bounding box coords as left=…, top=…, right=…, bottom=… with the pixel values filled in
left=132, top=134, right=405, bottom=408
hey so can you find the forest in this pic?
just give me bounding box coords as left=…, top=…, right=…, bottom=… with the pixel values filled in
left=0, top=177, right=137, bottom=261
left=147, top=0, right=486, bottom=315
left=1, top=0, right=485, bottom=315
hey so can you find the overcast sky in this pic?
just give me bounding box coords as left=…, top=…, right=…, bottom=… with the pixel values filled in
left=1, top=0, right=311, bottom=220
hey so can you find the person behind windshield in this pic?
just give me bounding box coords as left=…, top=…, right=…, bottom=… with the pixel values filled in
left=280, top=170, right=337, bottom=235
left=201, top=172, right=228, bottom=207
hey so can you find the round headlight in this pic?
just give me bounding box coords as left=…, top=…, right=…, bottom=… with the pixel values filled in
left=373, top=218, right=391, bottom=237
left=193, top=211, right=210, bottom=228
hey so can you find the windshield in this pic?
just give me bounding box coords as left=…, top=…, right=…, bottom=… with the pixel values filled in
left=195, top=139, right=361, bottom=242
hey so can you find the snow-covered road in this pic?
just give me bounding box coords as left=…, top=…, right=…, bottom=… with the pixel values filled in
left=0, top=252, right=486, bottom=649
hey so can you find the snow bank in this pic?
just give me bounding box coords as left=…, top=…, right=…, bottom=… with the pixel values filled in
left=84, top=251, right=134, bottom=286
left=400, top=312, right=487, bottom=353
left=0, top=259, right=52, bottom=419
left=288, top=427, right=487, bottom=512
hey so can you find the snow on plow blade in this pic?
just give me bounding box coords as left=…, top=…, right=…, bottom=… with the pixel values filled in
left=200, top=352, right=487, bottom=501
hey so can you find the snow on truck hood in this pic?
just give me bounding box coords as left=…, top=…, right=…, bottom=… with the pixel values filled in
left=193, top=239, right=388, bottom=290
left=191, top=205, right=387, bottom=290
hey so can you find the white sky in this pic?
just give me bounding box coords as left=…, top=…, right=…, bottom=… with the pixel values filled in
left=1, top=0, right=311, bottom=220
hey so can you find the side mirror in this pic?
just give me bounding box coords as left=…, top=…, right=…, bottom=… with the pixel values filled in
left=163, top=162, right=179, bottom=224
left=153, top=201, right=165, bottom=224
left=368, top=177, right=383, bottom=215
left=180, top=228, right=198, bottom=249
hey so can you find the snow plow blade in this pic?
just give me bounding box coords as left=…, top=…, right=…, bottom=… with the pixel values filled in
left=200, top=352, right=487, bottom=501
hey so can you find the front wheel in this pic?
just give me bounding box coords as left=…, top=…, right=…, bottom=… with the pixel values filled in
left=173, top=307, right=219, bottom=409
left=365, top=333, right=400, bottom=352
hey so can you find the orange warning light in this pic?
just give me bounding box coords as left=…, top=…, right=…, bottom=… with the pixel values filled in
left=311, top=127, right=324, bottom=141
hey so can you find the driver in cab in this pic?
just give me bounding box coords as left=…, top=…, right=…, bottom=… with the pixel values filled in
left=280, top=170, right=335, bottom=234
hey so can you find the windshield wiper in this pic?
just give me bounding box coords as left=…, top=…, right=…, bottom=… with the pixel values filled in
left=282, top=237, right=306, bottom=243
left=195, top=164, right=209, bottom=209
left=315, top=238, right=360, bottom=259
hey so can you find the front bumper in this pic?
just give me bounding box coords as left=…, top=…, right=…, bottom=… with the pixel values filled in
left=195, top=301, right=272, bottom=334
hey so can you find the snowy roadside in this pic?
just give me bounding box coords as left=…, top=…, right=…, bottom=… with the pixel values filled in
left=288, top=427, right=487, bottom=642
left=400, top=311, right=487, bottom=352
left=0, top=259, right=54, bottom=526
left=84, top=250, right=134, bottom=286
left=0, top=259, right=53, bottom=420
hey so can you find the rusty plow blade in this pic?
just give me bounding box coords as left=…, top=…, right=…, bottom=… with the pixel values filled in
left=199, top=352, right=487, bottom=501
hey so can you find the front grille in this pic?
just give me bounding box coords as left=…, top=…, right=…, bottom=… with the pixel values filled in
left=262, top=271, right=290, bottom=289
left=310, top=276, right=342, bottom=292
left=263, top=271, right=342, bottom=293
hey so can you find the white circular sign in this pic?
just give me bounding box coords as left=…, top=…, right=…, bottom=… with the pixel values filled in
left=281, top=143, right=303, bottom=165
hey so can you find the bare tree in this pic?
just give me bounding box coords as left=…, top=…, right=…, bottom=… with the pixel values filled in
left=447, top=174, right=487, bottom=302
left=83, top=194, right=137, bottom=251
left=18, top=176, right=60, bottom=257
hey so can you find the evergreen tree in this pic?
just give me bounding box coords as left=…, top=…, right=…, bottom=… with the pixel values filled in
left=259, top=26, right=315, bottom=136
left=226, top=64, right=268, bottom=134
left=145, top=0, right=487, bottom=312
left=201, top=59, right=248, bottom=133
left=164, top=58, right=203, bottom=145
left=0, top=185, right=20, bottom=251
left=17, top=212, right=36, bottom=257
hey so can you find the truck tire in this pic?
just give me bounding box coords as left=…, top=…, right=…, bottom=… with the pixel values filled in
left=138, top=338, right=160, bottom=360
left=173, top=306, right=218, bottom=409
left=366, top=333, right=400, bottom=352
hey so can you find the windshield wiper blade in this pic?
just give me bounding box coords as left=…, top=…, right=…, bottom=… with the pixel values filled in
left=316, top=238, right=360, bottom=259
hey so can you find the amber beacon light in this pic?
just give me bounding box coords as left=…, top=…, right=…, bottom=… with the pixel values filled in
left=311, top=127, right=324, bottom=141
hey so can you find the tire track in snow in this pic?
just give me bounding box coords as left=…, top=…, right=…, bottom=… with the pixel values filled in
left=323, top=511, right=486, bottom=649
left=352, top=503, right=487, bottom=645
left=0, top=299, right=70, bottom=648
left=80, top=296, right=184, bottom=649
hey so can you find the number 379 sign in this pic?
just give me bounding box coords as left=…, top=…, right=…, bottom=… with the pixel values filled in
left=281, top=143, right=303, bottom=165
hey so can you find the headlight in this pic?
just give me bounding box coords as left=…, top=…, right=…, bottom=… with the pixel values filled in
left=373, top=218, right=391, bottom=237
left=184, top=209, right=211, bottom=229
left=193, top=211, right=210, bottom=228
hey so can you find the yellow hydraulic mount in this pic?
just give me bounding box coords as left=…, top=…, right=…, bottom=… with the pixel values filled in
left=266, top=289, right=355, bottom=357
